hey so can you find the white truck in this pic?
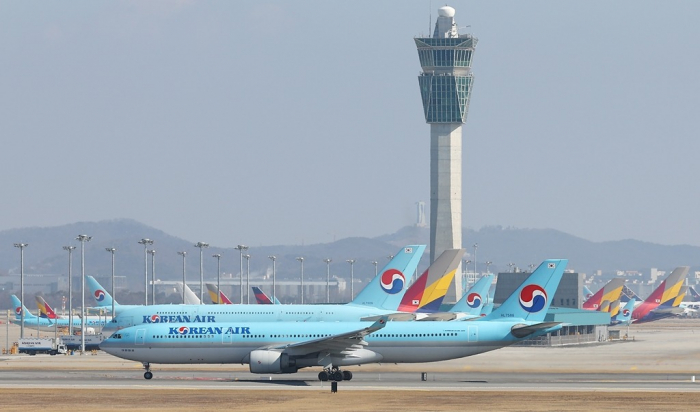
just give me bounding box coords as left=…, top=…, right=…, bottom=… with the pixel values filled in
left=18, top=338, right=67, bottom=356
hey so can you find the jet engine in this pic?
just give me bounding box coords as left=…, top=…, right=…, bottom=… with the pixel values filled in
left=248, top=350, right=298, bottom=374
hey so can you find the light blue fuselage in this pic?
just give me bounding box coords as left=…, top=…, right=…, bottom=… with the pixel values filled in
left=101, top=320, right=550, bottom=368
left=106, top=304, right=404, bottom=332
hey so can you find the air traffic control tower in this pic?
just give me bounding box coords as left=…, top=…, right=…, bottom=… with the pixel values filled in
left=415, top=6, right=477, bottom=302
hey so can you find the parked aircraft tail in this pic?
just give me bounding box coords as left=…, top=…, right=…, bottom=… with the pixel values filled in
left=11, top=295, right=37, bottom=319
left=583, top=278, right=625, bottom=310
left=252, top=286, right=279, bottom=305
left=397, top=249, right=464, bottom=313
left=450, top=273, right=495, bottom=315
left=350, top=245, right=426, bottom=311
left=206, top=283, right=233, bottom=304
left=480, top=259, right=567, bottom=322
left=35, top=296, right=59, bottom=319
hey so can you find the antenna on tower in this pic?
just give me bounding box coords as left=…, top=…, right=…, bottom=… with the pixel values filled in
left=429, top=0, right=432, bottom=35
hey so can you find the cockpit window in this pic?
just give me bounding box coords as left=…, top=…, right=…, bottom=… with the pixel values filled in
left=113, top=334, right=122, bottom=339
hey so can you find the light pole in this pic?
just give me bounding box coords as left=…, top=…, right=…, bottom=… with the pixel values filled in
left=194, top=242, right=209, bottom=302
left=212, top=254, right=221, bottom=304
left=148, top=249, right=156, bottom=305
left=138, top=239, right=153, bottom=305
left=473, top=243, right=478, bottom=276
left=235, top=245, right=248, bottom=304
left=268, top=256, right=277, bottom=302
left=76, top=234, right=91, bottom=354
left=62, top=246, right=75, bottom=335
left=14, top=243, right=28, bottom=338
left=346, top=259, right=356, bottom=300
left=177, top=251, right=187, bottom=304
left=296, top=257, right=304, bottom=304
left=485, top=261, right=493, bottom=274
left=463, top=259, right=471, bottom=294
left=371, top=261, right=378, bottom=278
left=244, top=254, right=251, bottom=303
left=323, top=258, right=332, bottom=303
left=105, top=248, right=116, bottom=321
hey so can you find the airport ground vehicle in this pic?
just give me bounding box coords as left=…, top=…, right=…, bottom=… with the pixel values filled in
left=17, top=337, right=67, bottom=355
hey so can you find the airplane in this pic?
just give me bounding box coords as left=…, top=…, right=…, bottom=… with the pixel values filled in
left=582, top=278, right=625, bottom=311
left=252, top=286, right=280, bottom=305
left=416, top=273, right=495, bottom=321
left=86, top=276, right=145, bottom=315
left=632, top=266, right=689, bottom=323
left=611, top=298, right=635, bottom=326
left=10, top=295, right=106, bottom=330
left=99, top=258, right=567, bottom=381
left=206, top=283, right=233, bottom=304
left=102, top=245, right=428, bottom=332
left=582, top=285, right=594, bottom=302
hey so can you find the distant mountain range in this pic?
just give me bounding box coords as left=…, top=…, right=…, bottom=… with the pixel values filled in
left=0, top=219, right=698, bottom=285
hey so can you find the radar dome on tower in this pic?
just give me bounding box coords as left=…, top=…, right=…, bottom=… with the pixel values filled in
left=438, top=6, right=456, bottom=18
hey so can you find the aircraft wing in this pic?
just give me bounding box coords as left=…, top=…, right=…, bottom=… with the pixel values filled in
left=264, top=317, right=387, bottom=356
left=416, top=312, right=458, bottom=321
left=361, top=313, right=416, bottom=322
left=511, top=322, right=562, bottom=338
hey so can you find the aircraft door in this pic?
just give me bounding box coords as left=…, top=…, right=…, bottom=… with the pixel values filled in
left=468, top=326, right=478, bottom=342
left=135, top=329, right=146, bottom=345
left=222, top=333, right=233, bottom=345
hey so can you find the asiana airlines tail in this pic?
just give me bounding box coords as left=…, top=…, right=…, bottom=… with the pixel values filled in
left=100, top=258, right=567, bottom=381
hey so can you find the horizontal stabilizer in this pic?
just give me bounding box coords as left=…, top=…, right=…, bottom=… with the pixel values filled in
left=511, top=322, right=561, bottom=338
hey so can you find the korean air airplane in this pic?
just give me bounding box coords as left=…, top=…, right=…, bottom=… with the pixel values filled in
left=102, top=245, right=427, bottom=332
left=100, top=258, right=567, bottom=381
left=611, top=298, right=635, bottom=326
left=632, top=266, right=689, bottom=323
left=416, top=273, right=494, bottom=321
left=10, top=295, right=107, bottom=330
left=252, top=286, right=280, bottom=305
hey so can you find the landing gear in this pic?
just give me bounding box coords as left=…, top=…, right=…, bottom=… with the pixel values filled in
left=318, top=367, right=353, bottom=382
left=143, top=362, right=153, bottom=380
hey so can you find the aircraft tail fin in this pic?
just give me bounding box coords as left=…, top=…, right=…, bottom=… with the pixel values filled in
left=206, top=283, right=234, bottom=304
left=613, top=298, right=635, bottom=325
left=86, top=276, right=117, bottom=308
left=351, top=245, right=426, bottom=311
left=397, top=249, right=464, bottom=313
left=11, top=295, right=37, bottom=319
left=582, top=285, right=594, bottom=302
left=582, top=278, right=625, bottom=310
left=480, top=259, right=567, bottom=322
left=35, top=296, right=58, bottom=319
left=252, top=286, right=276, bottom=304
left=450, top=273, right=495, bottom=315
left=174, top=282, right=202, bottom=305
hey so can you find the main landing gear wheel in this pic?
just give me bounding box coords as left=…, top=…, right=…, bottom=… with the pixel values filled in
left=318, top=367, right=353, bottom=382
left=142, top=362, right=153, bottom=380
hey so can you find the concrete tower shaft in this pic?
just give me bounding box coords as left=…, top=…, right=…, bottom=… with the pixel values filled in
left=415, top=6, right=477, bottom=303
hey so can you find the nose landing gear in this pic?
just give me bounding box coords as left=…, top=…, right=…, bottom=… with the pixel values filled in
left=142, top=362, right=153, bottom=380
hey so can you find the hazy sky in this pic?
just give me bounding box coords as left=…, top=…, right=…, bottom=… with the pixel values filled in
left=1, top=1, right=699, bottom=248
